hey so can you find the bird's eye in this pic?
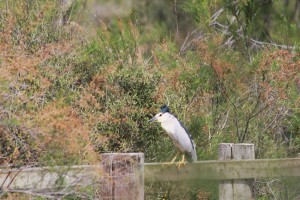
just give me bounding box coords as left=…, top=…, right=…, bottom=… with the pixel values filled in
left=159, top=113, right=162, bottom=117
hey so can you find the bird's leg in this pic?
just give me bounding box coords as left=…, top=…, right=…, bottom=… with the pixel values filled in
left=170, top=152, right=179, bottom=164
left=176, top=154, right=187, bottom=169
left=162, top=152, right=179, bottom=167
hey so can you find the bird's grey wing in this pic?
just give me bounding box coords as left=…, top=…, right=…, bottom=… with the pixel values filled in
left=178, top=120, right=195, bottom=150
left=178, top=120, right=197, bottom=162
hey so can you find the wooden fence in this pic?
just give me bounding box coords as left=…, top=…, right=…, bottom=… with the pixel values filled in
left=0, top=143, right=300, bottom=199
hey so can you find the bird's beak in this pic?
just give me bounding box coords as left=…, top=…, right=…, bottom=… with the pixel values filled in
left=148, top=116, right=157, bottom=123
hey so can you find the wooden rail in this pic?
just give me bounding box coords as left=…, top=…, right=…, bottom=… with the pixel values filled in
left=0, top=165, right=100, bottom=190
left=0, top=144, right=300, bottom=199
left=144, top=158, right=300, bottom=182
left=1, top=158, right=300, bottom=187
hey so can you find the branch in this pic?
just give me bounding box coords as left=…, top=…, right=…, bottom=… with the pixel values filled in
left=241, top=93, right=261, bottom=142
left=210, top=8, right=224, bottom=25
left=209, top=6, right=296, bottom=51
left=250, top=39, right=296, bottom=50
left=3, top=190, right=56, bottom=199
left=180, top=29, right=204, bottom=55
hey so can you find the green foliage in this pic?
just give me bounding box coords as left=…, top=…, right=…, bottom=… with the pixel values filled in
left=5, top=0, right=82, bottom=53
left=181, top=0, right=212, bottom=26
left=182, top=0, right=300, bottom=58
left=1, top=0, right=300, bottom=199
left=75, top=14, right=139, bottom=83
left=71, top=15, right=178, bottom=162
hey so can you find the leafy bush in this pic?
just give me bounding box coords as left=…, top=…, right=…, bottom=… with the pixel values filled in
left=0, top=0, right=299, bottom=199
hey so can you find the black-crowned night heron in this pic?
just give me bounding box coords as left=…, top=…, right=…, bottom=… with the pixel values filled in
left=148, top=105, right=197, bottom=167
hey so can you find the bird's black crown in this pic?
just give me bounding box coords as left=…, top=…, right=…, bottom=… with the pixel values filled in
left=160, top=104, right=170, bottom=113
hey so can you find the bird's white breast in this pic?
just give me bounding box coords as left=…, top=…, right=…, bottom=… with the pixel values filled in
left=160, top=116, right=194, bottom=153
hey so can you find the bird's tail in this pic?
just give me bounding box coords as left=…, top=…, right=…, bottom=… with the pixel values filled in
left=186, top=140, right=197, bottom=162
left=191, top=141, right=197, bottom=162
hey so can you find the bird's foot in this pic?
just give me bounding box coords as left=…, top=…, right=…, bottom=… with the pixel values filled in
left=162, top=154, right=178, bottom=168
left=176, top=155, right=186, bottom=170
left=170, top=154, right=178, bottom=163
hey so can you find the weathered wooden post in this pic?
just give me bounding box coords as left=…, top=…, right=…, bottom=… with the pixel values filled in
left=218, top=143, right=234, bottom=199
left=219, top=143, right=256, bottom=200
left=100, top=153, right=144, bottom=200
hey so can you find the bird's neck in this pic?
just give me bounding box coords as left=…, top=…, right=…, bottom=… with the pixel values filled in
left=160, top=120, right=175, bottom=133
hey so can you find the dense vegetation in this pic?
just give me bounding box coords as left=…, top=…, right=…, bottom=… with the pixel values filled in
left=0, top=0, right=299, bottom=199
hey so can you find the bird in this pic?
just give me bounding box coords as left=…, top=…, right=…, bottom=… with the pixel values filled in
left=148, top=105, right=197, bottom=167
